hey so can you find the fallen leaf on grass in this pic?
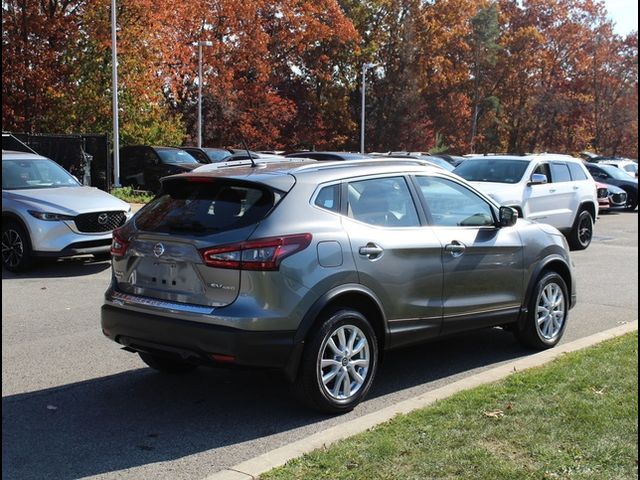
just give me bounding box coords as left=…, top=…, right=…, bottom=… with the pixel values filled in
left=590, top=387, right=606, bottom=395
left=346, top=461, right=359, bottom=470
left=483, top=409, right=504, bottom=419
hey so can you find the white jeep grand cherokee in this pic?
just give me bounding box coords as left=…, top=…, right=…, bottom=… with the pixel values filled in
left=454, top=154, right=598, bottom=250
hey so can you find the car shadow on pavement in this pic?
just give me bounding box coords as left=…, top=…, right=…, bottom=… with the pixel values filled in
left=2, top=328, right=529, bottom=480
left=1, top=257, right=111, bottom=279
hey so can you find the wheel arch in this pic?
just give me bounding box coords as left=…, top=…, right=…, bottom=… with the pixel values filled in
left=519, top=257, right=572, bottom=329
left=284, top=284, right=387, bottom=382
left=2, top=212, right=33, bottom=242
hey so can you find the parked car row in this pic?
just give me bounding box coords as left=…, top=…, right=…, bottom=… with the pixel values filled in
left=5, top=146, right=636, bottom=413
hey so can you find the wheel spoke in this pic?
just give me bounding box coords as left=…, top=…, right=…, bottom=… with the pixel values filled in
left=322, top=366, right=340, bottom=385
left=352, top=338, right=366, bottom=355
left=342, top=372, right=351, bottom=397
left=327, top=337, right=341, bottom=356
left=337, top=328, right=347, bottom=352
left=331, top=370, right=347, bottom=397
left=347, top=328, right=358, bottom=354
left=321, top=359, right=341, bottom=369
left=348, top=366, right=365, bottom=384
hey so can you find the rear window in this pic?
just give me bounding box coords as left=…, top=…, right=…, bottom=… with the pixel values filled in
left=134, top=179, right=278, bottom=235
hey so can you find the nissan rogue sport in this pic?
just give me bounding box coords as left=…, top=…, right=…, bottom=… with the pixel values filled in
left=102, top=159, right=576, bottom=413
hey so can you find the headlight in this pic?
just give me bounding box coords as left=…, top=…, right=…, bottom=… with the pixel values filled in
left=28, top=210, right=75, bottom=221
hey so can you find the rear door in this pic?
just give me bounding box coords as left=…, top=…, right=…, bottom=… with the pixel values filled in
left=342, top=175, right=444, bottom=347
left=113, top=178, right=281, bottom=307
left=526, top=161, right=574, bottom=228
left=413, top=175, right=524, bottom=334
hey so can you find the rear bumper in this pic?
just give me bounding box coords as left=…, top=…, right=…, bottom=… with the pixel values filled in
left=101, top=304, right=297, bottom=370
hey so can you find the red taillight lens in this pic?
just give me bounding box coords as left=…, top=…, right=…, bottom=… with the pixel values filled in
left=111, top=228, right=130, bottom=257
left=200, top=233, right=312, bottom=271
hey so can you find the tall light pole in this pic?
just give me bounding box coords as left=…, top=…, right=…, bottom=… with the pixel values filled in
left=360, top=62, right=378, bottom=154
left=197, top=41, right=213, bottom=148
left=111, top=0, right=121, bottom=187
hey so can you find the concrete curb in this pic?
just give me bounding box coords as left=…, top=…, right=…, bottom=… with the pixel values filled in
left=204, top=321, right=638, bottom=480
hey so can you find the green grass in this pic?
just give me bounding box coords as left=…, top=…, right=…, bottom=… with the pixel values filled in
left=263, top=332, right=638, bottom=480
left=110, top=186, right=154, bottom=204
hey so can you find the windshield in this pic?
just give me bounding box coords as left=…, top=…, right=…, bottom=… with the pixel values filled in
left=454, top=159, right=530, bottom=184
left=156, top=149, right=199, bottom=165
left=422, top=157, right=455, bottom=171
left=596, top=164, right=636, bottom=181
left=2, top=159, right=81, bottom=190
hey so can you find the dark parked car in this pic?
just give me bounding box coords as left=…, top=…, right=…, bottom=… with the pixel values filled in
left=119, top=146, right=200, bottom=193
left=102, top=159, right=575, bottom=413
left=584, top=163, right=638, bottom=210
left=178, top=147, right=233, bottom=164
left=285, top=151, right=371, bottom=161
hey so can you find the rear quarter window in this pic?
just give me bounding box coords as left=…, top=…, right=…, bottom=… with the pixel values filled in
left=135, top=180, right=278, bottom=235
left=568, top=162, right=589, bottom=181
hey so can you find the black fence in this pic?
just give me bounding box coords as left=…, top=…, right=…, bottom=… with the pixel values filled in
left=3, top=132, right=111, bottom=192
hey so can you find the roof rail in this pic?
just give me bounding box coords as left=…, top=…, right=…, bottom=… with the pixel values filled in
left=292, top=158, right=435, bottom=173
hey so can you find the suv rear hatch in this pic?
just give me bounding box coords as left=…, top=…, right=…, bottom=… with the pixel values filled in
left=111, top=176, right=289, bottom=307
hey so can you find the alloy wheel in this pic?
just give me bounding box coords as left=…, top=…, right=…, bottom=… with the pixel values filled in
left=318, top=324, right=370, bottom=400
left=536, top=283, right=566, bottom=340
left=2, top=228, right=24, bottom=268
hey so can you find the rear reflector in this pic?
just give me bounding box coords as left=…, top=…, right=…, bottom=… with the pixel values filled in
left=211, top=353, right=236, bottom=363
left=200, top=233, right=312, bottom=271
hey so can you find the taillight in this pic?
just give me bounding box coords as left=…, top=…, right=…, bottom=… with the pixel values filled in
left=111, top=228, right=130, bottom=257
left=200, top=233, right=312, bottom=271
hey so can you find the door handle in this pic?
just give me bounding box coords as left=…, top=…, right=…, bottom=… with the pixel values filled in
left=573, top=186, right=579, bottom=190
left=444, top=241, right=466, bottom=257
left=548, top=188, right=557, bottom=193
left=359, top=243, right=383, bottom=259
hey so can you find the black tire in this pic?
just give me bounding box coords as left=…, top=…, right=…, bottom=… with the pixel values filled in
left=2, top=220, right=34, bottom=272
left=625, top=193, right=637, bottom=211
left=514, top=271, right=568, bottom=350
left=138, top=352, right=198, bottom=373
left=568, top=210, right=593, bottom=250
left=294, top=309, right=379, bottom=414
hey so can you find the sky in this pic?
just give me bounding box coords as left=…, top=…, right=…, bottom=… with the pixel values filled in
left=602, top=0, right=638, bottom=36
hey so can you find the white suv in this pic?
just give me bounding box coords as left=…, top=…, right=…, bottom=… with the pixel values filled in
left=454, top=154, right=598, bottom=250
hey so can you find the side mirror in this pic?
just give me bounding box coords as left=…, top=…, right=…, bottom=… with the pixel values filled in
left=498, top=206, right=518, bottom=227
left=528, top=173, right=548, bottom=185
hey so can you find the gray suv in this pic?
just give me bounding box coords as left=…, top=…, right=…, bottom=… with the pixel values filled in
left=101, top=160, right=576, bottom=413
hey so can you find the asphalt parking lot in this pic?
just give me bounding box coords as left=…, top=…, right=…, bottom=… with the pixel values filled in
left=2, top=210, right=637, bottom=480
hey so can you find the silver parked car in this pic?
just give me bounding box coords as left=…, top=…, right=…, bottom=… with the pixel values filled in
left=102, top=159, right=576, bottom=413
left=2, top=150, right=132, bottom=271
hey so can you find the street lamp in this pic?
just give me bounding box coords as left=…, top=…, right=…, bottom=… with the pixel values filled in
left=360, top=62, right=378, bottom=154
left=111, top=0, right=121, bottom=187
left=197, top=41, right=213, bottom=148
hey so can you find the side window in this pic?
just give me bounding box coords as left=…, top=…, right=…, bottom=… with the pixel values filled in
left=314, top=184, right=340, bottom=213
left=550, top=162, right=571, bottom=183
left=143, top=149, right=158, bottom=166
left=415, top=176, right=495, bottom=227
left=588, top=166, right=608, bottom=180
left=347, top=177, right=419, bottom=227
left=532, top=163, right=551, bottom=182
left=568, top=162, right=588, bottom=181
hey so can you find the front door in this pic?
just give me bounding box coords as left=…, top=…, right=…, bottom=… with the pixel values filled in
left=413, top=175, right=525, bottom=335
